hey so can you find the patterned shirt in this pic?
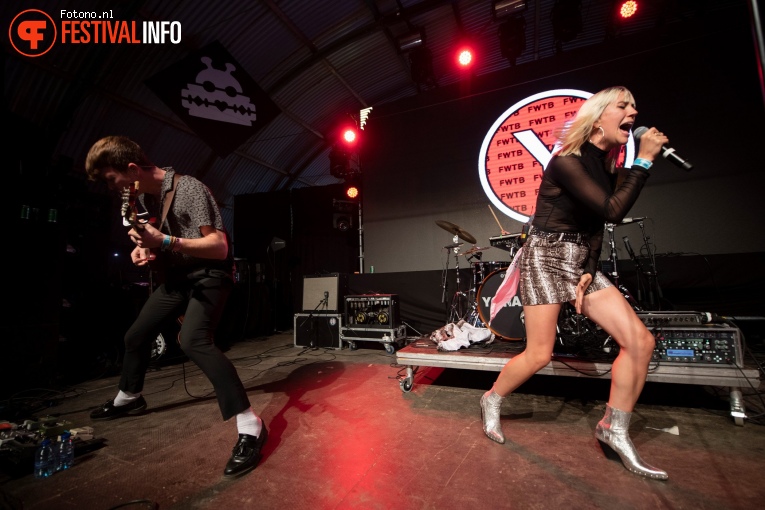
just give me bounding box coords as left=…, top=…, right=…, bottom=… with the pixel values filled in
left=140, top=167, right=233, bottom=277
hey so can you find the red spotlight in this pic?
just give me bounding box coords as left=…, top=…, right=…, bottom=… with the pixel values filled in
left=342, top=128, right=357, bottom=144
left=618, top=1, right=638, bottom=19
left=455, top=44, right=475, bottom=69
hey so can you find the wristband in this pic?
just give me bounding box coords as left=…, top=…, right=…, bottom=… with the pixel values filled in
left=632, top=158, right=653, bottom=170
left=161, top=235, right=171, bottom=250
left=172, top=237, right=183, bottom=252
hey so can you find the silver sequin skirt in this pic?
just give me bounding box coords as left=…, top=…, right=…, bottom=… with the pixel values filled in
left=519, top=233, right=612, bottom=306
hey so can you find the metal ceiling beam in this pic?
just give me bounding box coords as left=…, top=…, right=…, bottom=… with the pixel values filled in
left=263, top=0, right=368, bottom=108
left=266, top=0, right=455, bottom=95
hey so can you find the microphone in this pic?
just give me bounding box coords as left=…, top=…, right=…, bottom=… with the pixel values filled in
left=622, top=236, right=637, bottom=260
left=444, top=243, right=463, bottom=249
left=633, top=126, right=693, bottom=171
left=620, top=217, right=647, bottom=224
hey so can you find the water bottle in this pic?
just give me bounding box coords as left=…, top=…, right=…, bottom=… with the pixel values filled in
left=33, top=438, right=55, bottom=479
left=56, top=431, right=74, bottom=471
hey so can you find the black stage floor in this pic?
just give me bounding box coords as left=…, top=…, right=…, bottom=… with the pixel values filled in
left=2, top=332, right=764, bottom=510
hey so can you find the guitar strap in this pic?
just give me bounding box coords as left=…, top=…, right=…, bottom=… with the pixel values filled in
left=159, top=173, right=181, bottom=231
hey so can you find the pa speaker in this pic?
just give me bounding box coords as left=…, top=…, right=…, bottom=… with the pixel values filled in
left=294, top=314, right=342, bottom=349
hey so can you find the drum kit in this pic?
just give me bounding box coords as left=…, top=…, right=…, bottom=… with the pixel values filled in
left=436, top=220, right=523, bottom=340
left=436, top=215, right=656, bottom=344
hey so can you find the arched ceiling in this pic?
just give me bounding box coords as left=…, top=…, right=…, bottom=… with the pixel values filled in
left=4, top=0, right=753, bottom=232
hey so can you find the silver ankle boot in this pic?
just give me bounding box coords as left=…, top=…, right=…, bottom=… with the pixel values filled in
left=480, top=389, right=505, bottom=444
left=595, top=404, right=668, bottom=480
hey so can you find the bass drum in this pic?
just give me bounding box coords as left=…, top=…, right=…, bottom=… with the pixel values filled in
left=471, top=261, right=508, bottom=290
left=476, top=269, right=526, bottom=340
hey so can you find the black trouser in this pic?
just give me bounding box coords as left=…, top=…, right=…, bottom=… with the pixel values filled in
left=119, top=274, right=250, bottom=421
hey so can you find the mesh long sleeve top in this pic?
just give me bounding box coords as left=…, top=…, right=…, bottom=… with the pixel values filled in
left=532, top=142, right=650, bottom=277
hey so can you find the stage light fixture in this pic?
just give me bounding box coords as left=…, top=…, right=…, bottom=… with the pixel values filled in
left=270, top=237, right=286, bottom=252
left=333, top=198, right=357, bottom=231
left=345, top=185, right=359, bottom=200
left=454, top=41, right=477, bottom=70
left=457, top=47, right=473, bottom=67
left=396, top=29, right=425, bottom=52
left=618, top=1, right=638, bottom=19
left=342, top=128, right=357, bottom=144
left=498, top=16, right=526, bottom=65
left=329, top=146, right=351, bottom=179
left=551, top=0, right=582, bottom=53
left=409, top=46, right=438, bottom=92
left=492, top=0, right=527, bottom=20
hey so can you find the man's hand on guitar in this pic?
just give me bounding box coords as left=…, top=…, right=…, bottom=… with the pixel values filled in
left=132, top=247, right=155, bottom=266
left=129, top=223, right=164, bottom=250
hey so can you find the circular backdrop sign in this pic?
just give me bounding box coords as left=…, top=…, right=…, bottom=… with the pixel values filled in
left=478, top=88, right=636, bottom=223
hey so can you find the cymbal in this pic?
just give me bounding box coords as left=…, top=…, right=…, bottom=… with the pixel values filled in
left=435, top=220, right=477, bottom=244
left=458, top=246, right=491, bottom=257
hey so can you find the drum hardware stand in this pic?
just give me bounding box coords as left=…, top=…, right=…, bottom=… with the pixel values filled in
left=440, top=237, right=463, bottom=305
left=556, top=304, right=615, bottom=358
left=446, top=235, right=469, bottom=324
left=434, top=220, right=478, bottom=325
left=622, top=234, right=647, bottom=308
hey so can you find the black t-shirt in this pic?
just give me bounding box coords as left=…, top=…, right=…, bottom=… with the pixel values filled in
left=532, top=142, right=650, bottom=276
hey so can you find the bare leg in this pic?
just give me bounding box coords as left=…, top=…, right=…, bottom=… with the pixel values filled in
left=579, top=286, right=655, bottom=412
left=493, top=303, right=561, bottom=396
left=580, top=285, right=667, bottom=480
left=480, top=303, right=560, bottom=444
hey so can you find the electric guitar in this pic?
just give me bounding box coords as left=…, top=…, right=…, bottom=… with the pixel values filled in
left=121, top=181, right=159, bottom=268
left=120, top=181, right=151, bottom=231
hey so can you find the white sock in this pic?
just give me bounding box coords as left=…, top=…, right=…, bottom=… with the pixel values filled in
left=236, top=407, right=262, bottom=437
left=114, top=390, right=141, bottom=407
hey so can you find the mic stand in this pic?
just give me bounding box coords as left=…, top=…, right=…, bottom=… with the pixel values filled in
left=622, top=235, right=645, bottom=309
left=638, top=221, right=663, bottom=310
left=304, top=297, right=328, bottom=349
left=605, top=223, right=619, bottom=287
left=605, top=223, right=641, bottom=310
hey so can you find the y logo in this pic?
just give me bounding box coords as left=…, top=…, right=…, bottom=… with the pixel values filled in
left=478, top=89, right=634, bottom=223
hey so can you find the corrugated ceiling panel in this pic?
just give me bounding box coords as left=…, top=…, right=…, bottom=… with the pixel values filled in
left=324, top=30, right=411, bottom=105
left=279, top=0, right=374, bottom=45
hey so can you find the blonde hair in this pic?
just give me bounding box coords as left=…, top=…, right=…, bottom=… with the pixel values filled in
left=555, top=86, right=635, bottom=172
left=84, top=136, right=153, bottom=181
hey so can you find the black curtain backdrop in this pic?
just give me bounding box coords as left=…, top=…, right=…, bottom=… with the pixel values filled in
left=234, top=183, right=359, bottom=333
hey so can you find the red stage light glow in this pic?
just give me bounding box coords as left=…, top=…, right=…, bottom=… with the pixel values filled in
left=457, top=48, right=473, bottom=67
left=342, top=128, right=357, bottom=144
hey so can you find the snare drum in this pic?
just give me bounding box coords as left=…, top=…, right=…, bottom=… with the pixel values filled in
left=471, top=261, right=508, bottom=290
left=476, top=268, right=525, bottom=340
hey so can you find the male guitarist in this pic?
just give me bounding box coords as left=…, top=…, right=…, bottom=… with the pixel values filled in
left=84, top=136, right=266, bottom=478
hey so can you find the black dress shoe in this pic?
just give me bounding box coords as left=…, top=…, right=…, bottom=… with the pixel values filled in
left=90, top=396, right=147, bottom=421
left=223, top=425, right=268, bottom=478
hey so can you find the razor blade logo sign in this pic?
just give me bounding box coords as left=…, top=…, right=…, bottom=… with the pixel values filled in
left=181, top=56, right=257, bottom=126
left=477, top=89, right=635, bottom=223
